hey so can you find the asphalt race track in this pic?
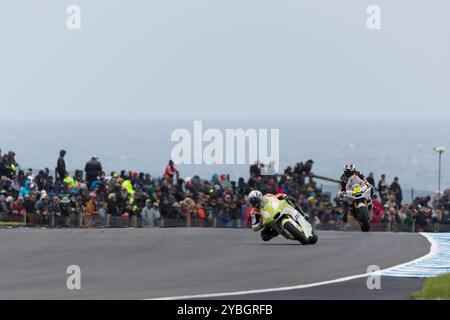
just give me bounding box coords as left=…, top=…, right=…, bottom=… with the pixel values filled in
left=0, top=228, right=429, bottom=299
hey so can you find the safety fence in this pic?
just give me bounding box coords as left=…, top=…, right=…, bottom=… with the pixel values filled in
left=315, top=221, right=450, bottom=233
left=0, top=212, right=241, bottom=229
left=0, top=211, right=449, bottom=233
left=320, top=184, right=436, bottom=203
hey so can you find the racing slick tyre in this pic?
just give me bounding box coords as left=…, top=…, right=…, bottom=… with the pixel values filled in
left=357, top=206, right=371, bottom=232
left=284, top=221, right=309, bottom=245
left=308, top=231, right=319, bottom=245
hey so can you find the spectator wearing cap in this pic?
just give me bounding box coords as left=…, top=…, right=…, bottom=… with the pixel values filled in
left=11, top=196, right=25, bottom=216
left=85, top=195, right=97, bottom=216
left=60, top=196, right=71, bottom=227
left=397, top=205, right=409, bottom=223
left=141, top=200, right=161, bottom=227
left=37, top=194, right=50, bottom=226
left=49, top=196, right=62, bottom=226
left=170, top=201, right=183, bottom=224
left=74, top=195, right=85, bottom=219
left=23, top=194, right=35, bottom=216
left=107, top=193, right=120, bottom=217
left=117, top=185, right=130, bottom=210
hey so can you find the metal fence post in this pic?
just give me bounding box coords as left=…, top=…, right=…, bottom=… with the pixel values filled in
left=411, top=220, right=415, bottom=233
left=386, top=223, right=391, bottom=232
left=105, top=214, right=110, bottom=228
left=79, top=213, right=83, bottom=228
left=434, top=223, right=439, bottom=233
left=23, top=212, right=27, bottom=227
left=132, top=215, right=137, bottom=228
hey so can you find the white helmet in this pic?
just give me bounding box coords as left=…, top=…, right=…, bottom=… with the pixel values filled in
left=248, top=190, right=262, bottom=207
left=344, top=163, right=356, bottom=176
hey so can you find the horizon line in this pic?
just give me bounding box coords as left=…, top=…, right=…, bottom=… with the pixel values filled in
left=1, top=117, right=449, bottom=121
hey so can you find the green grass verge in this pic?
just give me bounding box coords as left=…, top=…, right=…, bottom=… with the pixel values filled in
left=412, top=273, right=450, bottom=300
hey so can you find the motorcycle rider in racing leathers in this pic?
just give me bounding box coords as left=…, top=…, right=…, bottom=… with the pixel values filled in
left=337, top=163, right=374, bottom=207
left=248, top=190, right=309, bottom=241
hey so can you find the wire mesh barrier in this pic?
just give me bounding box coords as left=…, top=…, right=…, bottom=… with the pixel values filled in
left=319, top=184, right=436, bottom=203
left=0, top=211, right=449, bottom=233
left=315, top=221, right=450, bottom=233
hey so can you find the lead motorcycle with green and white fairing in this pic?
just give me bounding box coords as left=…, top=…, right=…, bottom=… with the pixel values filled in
left=255, top=196, right=318, bottom=245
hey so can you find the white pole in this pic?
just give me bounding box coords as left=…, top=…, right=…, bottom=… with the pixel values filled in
left=438, top=152, right=442, bottom=194
left=433, top=147, right=445, bottom=195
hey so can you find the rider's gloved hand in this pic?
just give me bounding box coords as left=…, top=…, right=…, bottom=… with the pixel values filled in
left=250, top=213, right=263, bottom=231
left=336, top=191, right=346, bottom=205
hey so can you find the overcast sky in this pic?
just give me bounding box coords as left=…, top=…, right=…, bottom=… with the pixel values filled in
left=0, top=0, right=449, bottom=120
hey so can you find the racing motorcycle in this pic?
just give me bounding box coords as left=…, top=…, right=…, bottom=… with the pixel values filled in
left=261, top=197, right=318, bottom=245
left=341, top=175, right=372, bottom=232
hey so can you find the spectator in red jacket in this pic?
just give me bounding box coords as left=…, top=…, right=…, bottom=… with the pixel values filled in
left=371, top=194, right=385, bottom=224
left=164, top=160, right=179, bottom=184
left=11, top=196, right=25, bottom=215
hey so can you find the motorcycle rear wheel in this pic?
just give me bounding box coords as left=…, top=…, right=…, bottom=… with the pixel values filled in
left=284, top=221, right=309, bottom=245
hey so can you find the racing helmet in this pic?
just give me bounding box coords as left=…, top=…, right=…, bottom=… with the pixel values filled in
left=344, top=163, right=356, bottom=177
left=248, top=190, right=262, bottom=207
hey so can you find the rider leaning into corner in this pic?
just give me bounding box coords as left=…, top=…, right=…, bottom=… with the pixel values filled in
left=337, top=163, right=375, bottom=201
left=248, top=190, right=310, bottom=242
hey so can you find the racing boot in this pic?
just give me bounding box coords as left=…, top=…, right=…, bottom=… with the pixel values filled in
left=261, top=227, right=279, bottom=241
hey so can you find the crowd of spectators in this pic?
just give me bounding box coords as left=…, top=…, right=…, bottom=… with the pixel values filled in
left=0, top=147, right=449, bottom=231
left=367, top=174, right=450, bottom=231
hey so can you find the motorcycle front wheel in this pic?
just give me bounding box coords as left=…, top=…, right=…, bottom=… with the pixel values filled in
left=284, top=221, right=309, bottom=245
left=357, top=206, right=371, bottom=232
left=308, top=231, right=319, bottom=244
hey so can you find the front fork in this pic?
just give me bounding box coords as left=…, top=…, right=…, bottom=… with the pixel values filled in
left=279, top=218, right=297, bottom=240
left=278, top=207, right=309, bottom=239
left=353, top=201, right=372, bottom=221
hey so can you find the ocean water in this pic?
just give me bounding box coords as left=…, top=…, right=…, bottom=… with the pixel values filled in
left=0, top=119, right=449, bottom=193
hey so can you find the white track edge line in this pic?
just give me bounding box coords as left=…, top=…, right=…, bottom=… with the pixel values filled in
left=147, top=232, right=437, bottom=300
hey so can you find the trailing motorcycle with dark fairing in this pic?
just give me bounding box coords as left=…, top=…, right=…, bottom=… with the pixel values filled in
left=340, top=175, right=373, bottom=232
